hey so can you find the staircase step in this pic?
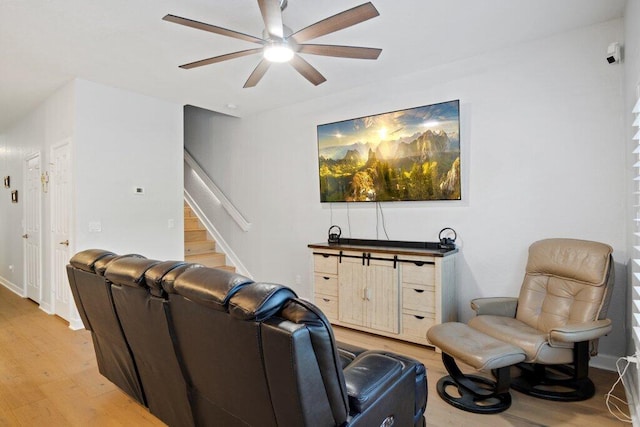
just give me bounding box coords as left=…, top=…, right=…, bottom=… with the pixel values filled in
left=184, top=217, right=204, bottom=230
left=185, top=240, right=216, bottom=255
left=185, top=252, right=226, bottom=268
left=183, top=201, right=235, bottom=272
left=185, top=229, right=207, bottom=242
left=184, top=206, right=197, bottom=218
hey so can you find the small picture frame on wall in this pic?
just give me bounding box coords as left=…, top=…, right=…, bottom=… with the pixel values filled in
left=11, top=190, right=18, bottom=203
left=3, top=176, right=9, bottom=188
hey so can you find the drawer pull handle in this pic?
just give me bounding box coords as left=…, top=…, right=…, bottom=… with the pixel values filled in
left=413, top=289, right=425, bottom=293
left=413, top=261, right=425, bottom=266
left=414, top=315, right=425, bottom=320
left=323, top=298, right=331, bottom=302
left=323, top=276, right=330, bottom=280
left=322, top=254, right=330, bottom=258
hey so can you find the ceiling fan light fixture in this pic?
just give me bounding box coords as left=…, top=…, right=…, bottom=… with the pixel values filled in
left=263, top=42, right=294, bottom=63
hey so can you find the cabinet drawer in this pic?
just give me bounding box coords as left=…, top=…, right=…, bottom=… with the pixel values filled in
left=314, top=294, right=338, bottom=321
left=402, top=312, right=435, bottom=340
left=402, top=261, right=435, bottom=286
left=314, top=254, right=338, bottom=275
left=314, top=274, right=338, bottom=296
left=402, top=285, right=435, bottom=313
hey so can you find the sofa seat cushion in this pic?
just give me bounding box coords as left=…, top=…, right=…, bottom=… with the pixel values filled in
left=469, top=315, right=573, bottom=364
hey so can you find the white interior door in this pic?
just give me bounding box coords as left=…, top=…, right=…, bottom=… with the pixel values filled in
left=24, top=153, right=42, bottom=303
left=50, top=140, right=77, bottom=326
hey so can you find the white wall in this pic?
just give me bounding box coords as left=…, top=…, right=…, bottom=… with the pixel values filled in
left=74, top=80, right=184, bottom=260
left=0, top=79, right=184, bottom=310
left=185, top=19, right=627, bottom=360
left=0, top=81, right=75, bottom=301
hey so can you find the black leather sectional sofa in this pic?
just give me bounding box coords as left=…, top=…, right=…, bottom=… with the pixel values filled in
left=66, top=249, right=427, bottom=426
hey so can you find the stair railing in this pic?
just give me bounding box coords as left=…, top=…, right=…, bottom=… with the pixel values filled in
left=184, top=149, right=252, bottom=278
left=184, top=149, right=251, bottom=232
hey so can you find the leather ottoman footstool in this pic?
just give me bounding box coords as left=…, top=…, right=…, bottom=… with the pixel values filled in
left=427, top=322, right=526, bottom=414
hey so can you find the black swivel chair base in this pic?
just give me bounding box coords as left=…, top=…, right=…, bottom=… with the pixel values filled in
left=436, top=353, right=513, bottom=414
left=511, top=363, right=596, bottom=402
left=510, top=341, right=596, bottom=402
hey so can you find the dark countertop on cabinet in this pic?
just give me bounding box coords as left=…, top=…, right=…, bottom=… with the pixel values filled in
left=308, top=242, right=458, bottom=258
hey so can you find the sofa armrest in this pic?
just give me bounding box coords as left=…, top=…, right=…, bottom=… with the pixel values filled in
left=337, top=341, right=368, bottom=369
left=344, top=353, right=403, bottom=414
left=549, top=319, right=612, bottom=345
left=470, top=297, right=518, bottom=317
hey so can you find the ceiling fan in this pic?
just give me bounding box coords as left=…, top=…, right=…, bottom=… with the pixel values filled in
left=163, top=0, right=382, bottom=88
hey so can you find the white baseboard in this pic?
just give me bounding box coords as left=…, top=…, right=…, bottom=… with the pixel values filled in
left=68, top=318, right=84, bottom=331
left=591, top=353, right=618, bottom=372
left=39, top=303, right=53, bottom=315
left=0, top=275, right=25, bottom=297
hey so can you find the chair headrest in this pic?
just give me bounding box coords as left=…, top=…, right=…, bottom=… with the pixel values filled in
left=69, top=249, right=116, bottom=272
left=526, top=238, right=613, bottom=285
left=161, top=264, right=203, bottom=294
left=95, top=254, right=145, bottom=276
left=173, top=267, right=254, bottom=311
left=281, top=298, right=329, bottom=327
left=143, top=261, right=188, bottom=296
left=228, top=283, right=297, bottom=321
left=105, top=257, right=161, bottom=288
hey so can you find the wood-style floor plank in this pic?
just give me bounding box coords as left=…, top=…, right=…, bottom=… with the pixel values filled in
left=0, top=286, right=164, bottom=427
left=0, top=284, right=630, bottom=426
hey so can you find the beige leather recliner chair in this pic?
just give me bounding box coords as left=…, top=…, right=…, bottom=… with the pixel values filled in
left=471, top=238, right=614, bottom=400
left=428, top=238, right=614, bottom=412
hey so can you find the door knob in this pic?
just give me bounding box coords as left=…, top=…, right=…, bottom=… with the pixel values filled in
left=59, top=239, right=69, bottom=246
left=22, top=234, right=28, bottom=239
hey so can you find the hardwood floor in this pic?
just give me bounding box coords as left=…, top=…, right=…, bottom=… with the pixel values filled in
left=333, top=326, right=629, bottom=427
left=0, top=284, right=629, bottom=426
left=0, top=285, right=164, bottom=426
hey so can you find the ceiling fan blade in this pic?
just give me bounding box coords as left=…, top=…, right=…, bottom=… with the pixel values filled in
left=298, top=44, right=381, bottom=60
left=257, top=0, right=284, bottom=39
left=244, top=59, right=272, bottom=88
left=290, top=54, right=326, bottom=86
left=163, top=14, right=265, bottom=44
left=291, top=2, right=379, bottom=43
left=179, top=48, right=263, bottom=69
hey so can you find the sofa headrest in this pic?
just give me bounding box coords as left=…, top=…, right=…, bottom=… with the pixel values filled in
left=95, top=254, right=145, bottom=277
left=172, top=267, right=254, bottom=311
left=281, top=298, right=329, bottom=327
left=161, top=264, right=202, bottom=294
left=69, top=249, right=116, bottom=273
left=228, top=283, right=297, bottom=321
left=526, top=238, right=613, bottom=285
left=105, top=257, right=162, bottom=288
left=143, top=261, right=188, bottom=297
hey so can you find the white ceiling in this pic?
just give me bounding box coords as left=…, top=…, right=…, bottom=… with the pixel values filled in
left=0, top=0, right=626, bottom=132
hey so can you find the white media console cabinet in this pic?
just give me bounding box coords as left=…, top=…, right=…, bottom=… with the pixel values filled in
left=308, top=241, right=457, bottom=347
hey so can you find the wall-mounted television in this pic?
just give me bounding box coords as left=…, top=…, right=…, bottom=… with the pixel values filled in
left=317, top=100, right=461, bottom=203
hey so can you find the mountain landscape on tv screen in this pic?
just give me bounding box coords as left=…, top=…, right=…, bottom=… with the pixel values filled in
left=319, top=127, right=460, bottom=202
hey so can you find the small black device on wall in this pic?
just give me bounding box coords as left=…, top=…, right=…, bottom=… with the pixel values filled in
left=438, top=227, right=457, bottom=250
left=328, top=225, right=341, bottom=244
left=3, top=176, right=9, bottom=188
left=11, top=190, right=18, bottom=203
